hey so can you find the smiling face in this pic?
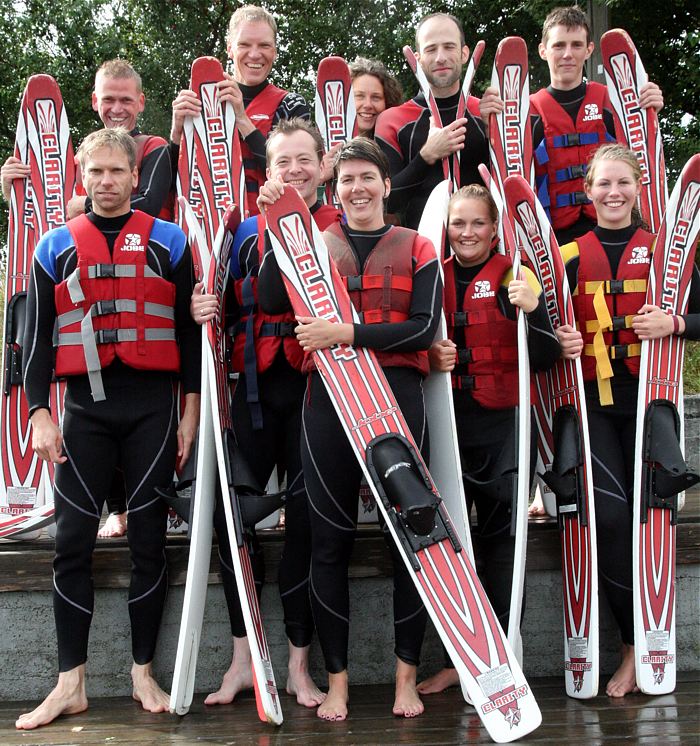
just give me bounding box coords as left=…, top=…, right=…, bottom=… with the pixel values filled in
left=266, top=129, right=322, bottom=206
left=335, top=159, right=389, bottom=231
left=352, top=74, right=386, bottom=136
left=82, top=145, right=137, bottom=217
left=415, top=16, right=469, bottom=96
left=539, top=24, right=593, bottom=90
left=227, top=19, right=276, bottom=86
left=92, top=74, right=144, bottom=131
left=447, top=196, right=497, bottom=267
left=585, top=158, right=641, bottom=229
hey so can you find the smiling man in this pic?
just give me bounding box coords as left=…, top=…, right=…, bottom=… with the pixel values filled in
left=375, top=12, right=489, bottom=229
left=17, top=127, right=200, bottom=730
left=2, top=60, right=172, bottom=224
left=170, top=5, right=309, bottom=214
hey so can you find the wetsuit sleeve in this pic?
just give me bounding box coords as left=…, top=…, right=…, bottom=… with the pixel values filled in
left=497, top=267, right=561, bottom=371
left=22, top=245, right=59, bottom=415
left=353, top=236, right=442, bottom=352
left=172, top=244, right=201, bottom=393
left=680, top=263, right=700, bottom=340
left=258, top=233, right=293, bottom=314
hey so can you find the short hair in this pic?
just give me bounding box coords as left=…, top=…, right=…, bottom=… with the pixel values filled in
left=448, top=184, right=499, bottom=225
left=333, top=136, right=390, bottom=181
left=266, top=118, right=324, bottom=163
left=348, top=57, right=404, bottom=109
left=541, top=5, right=592, bottom=46
left=95, top=59, right=142, bottom=92
left=77, top=127, right=137, bottom=171
left=227, top=5, right=277, bottom=48
left=415, top=12, right=466, bottom=51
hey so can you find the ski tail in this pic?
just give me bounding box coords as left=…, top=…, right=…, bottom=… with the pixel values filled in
left=489, top=37, right=533, bottom=197
left=601, top=28, right=667, bottom=232
left=454, top=40, right=486, bottom=189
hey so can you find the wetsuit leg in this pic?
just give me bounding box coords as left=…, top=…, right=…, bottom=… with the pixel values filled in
left=303, top=367, right=427, bottom=673
left=53, top=370, right=176, bottom=670
left=587, top=404, right=637, bottom=645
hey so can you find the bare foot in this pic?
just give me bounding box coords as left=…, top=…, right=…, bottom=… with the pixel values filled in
left=416, top=666, right=460, bottom=694
left=606, top=643, right=639, bottom=697
left=204, top=636, right=254, bottom=706
left=16, top=665, right=88, bottom=730
left=286, top=642, right=326, bottom=707
left=393, top=659, right=424, bottom=718
left=131, top=661, right=169, bottom=712
left=98, top=512, right=127, bottom=538
left=317, top=671, right=348, bottom=721
left=528, top=492, right=546, bottom=517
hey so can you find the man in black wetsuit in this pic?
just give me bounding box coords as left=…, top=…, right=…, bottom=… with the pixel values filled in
left=375, top=12, right=489, bottom=229
left=17, top=127, right=200, bottom=731
left=169, top=4, right=309, bottom=215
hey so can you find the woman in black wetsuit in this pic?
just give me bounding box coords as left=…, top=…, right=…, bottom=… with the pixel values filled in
left=556, top=143, right=700, bottom=697
left=258, top=137, right=442, bottom=721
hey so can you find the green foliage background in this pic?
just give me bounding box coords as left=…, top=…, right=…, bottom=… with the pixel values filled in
left=0, top=0, right=698, bottom=387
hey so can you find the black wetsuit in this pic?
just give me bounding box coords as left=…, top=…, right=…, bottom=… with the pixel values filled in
left=23, top=211, right=199, bottom=670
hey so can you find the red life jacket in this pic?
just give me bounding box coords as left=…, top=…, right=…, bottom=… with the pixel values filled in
left=444, top=253, right=520, bottom=410
left=302, top=223, right=430, bottom=375
left=76, top=134, right=173, bottom=220
left=54, top=211, right=179, bottom=401
left=531, top=83, right=612, bottom=232
left=241, top=84, right=288, bottom=216
left=572, top=228, right=652, bottom=405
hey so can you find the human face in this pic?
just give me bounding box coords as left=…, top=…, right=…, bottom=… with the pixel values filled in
left=266, top=130, right=322, bottom=206
left=539, top=25, right=593, bottom=91
left=82, top=145, right=137, bottom=217
left=416, top=16, right=469, bottom=97
left=585, top=159, right=641, bottom=229
left=335, top=159, right=389, bottom=231
left=447, top=197, right=497, bottom=267
left=227, top=20, right=276, bottom=86
left=353, top=75, right=386, bottom=136
left=92, top=75, right=144, bottom=131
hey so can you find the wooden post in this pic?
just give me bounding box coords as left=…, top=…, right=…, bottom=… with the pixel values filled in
left=587, top=0, right=609, bottom=83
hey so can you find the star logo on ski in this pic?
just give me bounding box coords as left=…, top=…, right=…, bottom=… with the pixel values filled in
left=504, top=705, right=521, bottom=728
left=653, top=668, right=665, bottom=685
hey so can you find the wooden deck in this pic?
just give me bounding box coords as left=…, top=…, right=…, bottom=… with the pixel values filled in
left=1, top=673, right=698, bottom=744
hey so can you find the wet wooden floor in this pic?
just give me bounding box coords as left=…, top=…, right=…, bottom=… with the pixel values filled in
left=1, top=672, right=697, bottom=745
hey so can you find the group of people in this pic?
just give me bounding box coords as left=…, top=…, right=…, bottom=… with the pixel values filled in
left=4, top=1, right=698, bottom=733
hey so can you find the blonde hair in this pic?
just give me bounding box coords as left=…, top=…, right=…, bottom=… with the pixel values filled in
left=448, top=184, right=499, bottom=225
left=227, top=5, right=277, bottom=47
left=95, top=59, right=142, bottom=92
left=77, top=127, right=137, bottom=171
left=585, top=143, right=645, bottom=227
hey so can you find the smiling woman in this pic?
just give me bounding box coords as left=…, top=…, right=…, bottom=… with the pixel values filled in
left=348, top=58, right=403, bottom=139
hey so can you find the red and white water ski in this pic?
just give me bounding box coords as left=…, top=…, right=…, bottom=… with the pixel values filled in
left=601, top=28, right=667, bottom=233
left=632, top=154, right=700, bottom=694
left=266, top=187, right=541, bottom=743
left=488, top=37, right=533, bottom=196
left=0, top=74, right=74, bottom=538
left=176, top=57, right=246, bottom=257
left=315, top=56, right=356, bottom=204
left=503, top=174, right=599, bottom=699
